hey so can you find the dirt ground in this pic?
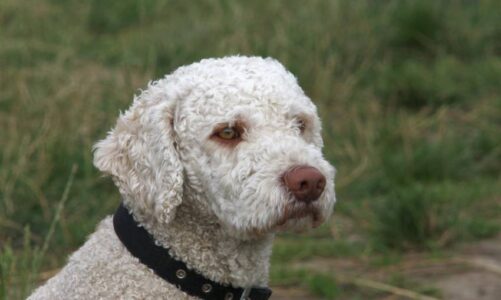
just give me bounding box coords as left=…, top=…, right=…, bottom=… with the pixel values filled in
left=271, top=234, right=501, bottom=300
left=435, top=235, right=501, bottom=300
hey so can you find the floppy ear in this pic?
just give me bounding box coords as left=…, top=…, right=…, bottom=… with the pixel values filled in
left=93, top=80, right=183, bottom=225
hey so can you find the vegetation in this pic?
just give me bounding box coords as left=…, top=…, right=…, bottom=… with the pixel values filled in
left=1, top=0, right=500, bottom=299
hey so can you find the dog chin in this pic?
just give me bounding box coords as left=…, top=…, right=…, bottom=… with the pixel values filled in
left=274, top=213, right=322, bottom=233
left=225, top=207, right=324, bottom=239
left=272, top=202, right=324, bottom=231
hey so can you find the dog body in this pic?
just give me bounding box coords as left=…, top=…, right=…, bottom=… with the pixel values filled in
left=29, top=56, right=336, bottom=299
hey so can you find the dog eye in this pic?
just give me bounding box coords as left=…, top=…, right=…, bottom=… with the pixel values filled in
left=297, top=119, right=306, bottom=133
left=218, top=127, right=239, bottom=140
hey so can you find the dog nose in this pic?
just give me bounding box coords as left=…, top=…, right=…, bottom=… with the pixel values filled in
left=283, top=166, right=326, bottom=203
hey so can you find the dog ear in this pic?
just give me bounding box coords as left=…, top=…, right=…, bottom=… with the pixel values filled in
left=93, top=80, right=183, bottom=225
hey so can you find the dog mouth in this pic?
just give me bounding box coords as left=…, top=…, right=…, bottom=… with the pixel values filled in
left=274, top=203, right=322, bottom=229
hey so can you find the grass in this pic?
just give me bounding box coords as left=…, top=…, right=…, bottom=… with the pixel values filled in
left=270, top=269, right=340, bottom=299
left=1, top=0, right=501, bottom=299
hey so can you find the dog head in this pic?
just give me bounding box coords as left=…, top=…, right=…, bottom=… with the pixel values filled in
left=93, top=56, right=336, bottom=237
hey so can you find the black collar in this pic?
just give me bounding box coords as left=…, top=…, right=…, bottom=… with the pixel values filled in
left=113, top=203, right=272, bottom=300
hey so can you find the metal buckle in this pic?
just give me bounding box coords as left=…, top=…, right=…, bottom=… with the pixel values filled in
left=240, top=287, right=251, bottom=300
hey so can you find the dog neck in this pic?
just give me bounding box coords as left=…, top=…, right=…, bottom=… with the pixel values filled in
left=136, top=192, right=275, bottom=288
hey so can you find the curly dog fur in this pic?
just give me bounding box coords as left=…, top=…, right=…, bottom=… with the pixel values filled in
left=29, top=56, right=336, bottom=299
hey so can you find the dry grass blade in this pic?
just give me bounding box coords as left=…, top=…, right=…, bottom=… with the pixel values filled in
left=39, top=164, right=78, bottom=260
left=38, top=269, right=60, bottom=281
left=454, top=256, right=501, bottom=277
left=335, top=275, right=440, bottom=300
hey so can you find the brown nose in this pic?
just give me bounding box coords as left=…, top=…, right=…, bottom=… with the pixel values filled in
left=283, top=166, right=326, bottom=203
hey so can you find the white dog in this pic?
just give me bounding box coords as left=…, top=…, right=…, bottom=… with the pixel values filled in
left=29, top=56, right=336, bottom=299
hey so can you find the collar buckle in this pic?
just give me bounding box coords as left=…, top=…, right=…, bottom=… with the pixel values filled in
left=240, top=287, right=251, bottom=300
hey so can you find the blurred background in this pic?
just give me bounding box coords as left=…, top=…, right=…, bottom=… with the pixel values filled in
left=1, top=0, right=500, bottom=299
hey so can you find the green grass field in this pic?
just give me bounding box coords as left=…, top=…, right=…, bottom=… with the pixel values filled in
left=1, top=1, right=500, bottom=299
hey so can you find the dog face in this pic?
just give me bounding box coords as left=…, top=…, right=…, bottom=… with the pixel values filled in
left=93, top=56, right=335, bottom=237
left=174, top=57, right=336, bottom=236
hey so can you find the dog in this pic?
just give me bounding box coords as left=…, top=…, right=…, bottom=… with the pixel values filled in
left=29, top=56, right=336, bottom=299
